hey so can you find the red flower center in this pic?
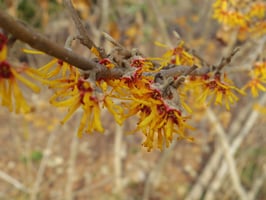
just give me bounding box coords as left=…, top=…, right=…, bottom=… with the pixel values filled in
left=0, top=33, right=8, bottom=51
left=0, top=61, right=13, bottom=78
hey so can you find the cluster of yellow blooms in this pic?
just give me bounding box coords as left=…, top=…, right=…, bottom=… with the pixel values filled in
left=242, top=61, right=266, bottom=97
left=101, top=57, right=195, bottom=151
left=213, top=0, right=266, bottom=38
left=0, top=29, right=261, bottom=150
left=187, top=73, right=244, bottom=110
left=154, top=41, right=195, bottom=67
left=0, top=33, right=43, bottom=113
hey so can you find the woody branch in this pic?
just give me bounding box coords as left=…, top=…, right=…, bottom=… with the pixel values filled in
left=0, top=4, right=236, bottom=82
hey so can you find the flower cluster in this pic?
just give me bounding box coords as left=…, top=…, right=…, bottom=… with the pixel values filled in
left=1, top=30, right=246, bottom=151
left=23, top=51, right=105, bottom=137
left=213, top=0, right=266, bottom=39
left=186, top=72, right=244, bottom=110
left=49, top=73, right=104, bottom=137
left=102, top=58, right=193, bottom=151
left=242, top=61, right=266, bottom=97
left=0, top=33, right=43, bottom=113
left=154, top=41, right=195, bottom=67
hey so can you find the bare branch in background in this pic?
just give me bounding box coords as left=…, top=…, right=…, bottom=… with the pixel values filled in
left=64, top=0, right=106, bottom=58
left=248, top=167, right=266, bottom=200
left=204, top=94, right=266, bottom=200
left=206, top=108, right=248, bottom=200
left=113, top=124, right=125, bottom=197
left=143, top=139, right=177, bottom=200
left=0, top=170, right=29, bottom=193
left=0, top=11, right=98, bottom=71
left=147, top=0, right=172, bottom=47
left=184, top=100, right=253, bottom=200
left=30, top=126, right=59, bottom=200
left=64, top=119, right=80, bottom=200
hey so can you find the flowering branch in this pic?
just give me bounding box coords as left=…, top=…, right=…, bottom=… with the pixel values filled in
left=0, top=9, right=212, bottom=83
left=0, top=0, right=248, bottom=151
left=0, top=11, right=96, bottom=71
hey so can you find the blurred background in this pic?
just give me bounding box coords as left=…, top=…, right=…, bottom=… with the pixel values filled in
left=0, top=0, right=265, bottom=199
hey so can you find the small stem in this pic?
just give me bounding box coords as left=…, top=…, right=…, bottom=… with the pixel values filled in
left=114, top=124, right=124, bottom=196
left=64, top=122, right=79, bottom=200
left=64, top=0, right=106, bottom=58
left=175, top=64, right=198, bottom=89
left=143, top=140, right=177, bottom=200
left=215, top=47, right=239, bottom=73
left=206, top=108, right=248, bottom=200
left=0, top=10, right=97, bottom=71
left=0, top=170, right=29, bottom=193
left=30, top=126, right=59, bottom=200
left=145, top=65, right=210, bottom=79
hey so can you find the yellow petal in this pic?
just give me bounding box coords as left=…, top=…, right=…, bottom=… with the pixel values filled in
left=0, top=79, right=12, bottom=111
left=38, top=59, right=57, bottom=74
left=93, top=106, right=104, bottom=133
left=51, top=93, right=80, bottom=107
left=22, top=48, right=45, bottom=55
left=61, top=100, right=81, bottom=124
left=11, top=68, right=40, bottom=93
left=77, top=110, right=90, bottom=137
left=11, top=79, right=30, bottom=113
left=0, top=46, right=7, bottom=61
left=138, top=108, right=156, bottom=128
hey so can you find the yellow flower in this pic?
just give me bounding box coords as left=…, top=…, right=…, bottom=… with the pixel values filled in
left=129, top=97, right=193, bottom=151
left=103, top=95, right=123, bottom=124
left=99, top=58, right=115, bottom=69
left=49, top=75, right=104, bottom=136
left=213, top=0, right=228, bottom=10
left=23, top=49, right=77, bottom=79
left=0, top=33, right=7, bottom=61
left=213, top=9, right=248, bottom=27
left=130, top=57, right=156, bottom=73
left=39, top=58, right=77, bottom=78
left=198, top=73, right=244, bottom=110
left=107, top=74, right=193, bottom=151
left=250, top=21, right=266, bottom=38
left=253, top=61, right=266, bottom=79
left=242, top=78, right=266, bottom=97
left=242, top=61, right=266, bottom=97
left=0, top=61, right=42, bottom=113
left=154, top=41, right=195, bottom=67
left=253, top=103, right=266, bottom=115
left=1, top=34, right=43, bottom=113
left=248, top=2, right=266, bottom=19
left=212, top=0, right=250, bottom=28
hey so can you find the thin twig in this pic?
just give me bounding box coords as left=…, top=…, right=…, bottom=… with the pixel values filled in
left=145, top=65, right=210, bottom=78
left=30, top=126, right=59, bottom=200
left=204, top=94, right=266, bottom=200
left=114, top=124, right=124, bottom=196
left=0, top=11, right=215, bottom=82
left=147, top=0, right=172, bottom=47
left=184, top=37, right=266, bottom=200
left=0, top=170, right=29, bottom=193
left=64, top=121, right=79, bottom=200
left=73, top=177, right=113, bottom=197
left=0, top=11, right=97, bottom=71
left=102, top=32, right=124, bottom=50
left=184, top=100, right=253, bottom=200
left=64, top=0, right=106, bottom=58
left=206, top=108, right=248, bottom=200
left=229, top=36, right=266, bottom=73
left=215, top=47, right=239, bottom=73
left=248, top=167, right=266, bottom=200
left=98, top=0, right=109, bottom=32
left=143, top=139, right=177, bottom=200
